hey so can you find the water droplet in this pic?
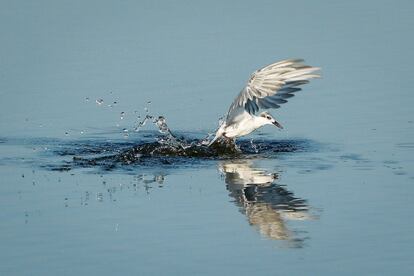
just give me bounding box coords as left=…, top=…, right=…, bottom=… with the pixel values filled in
left=113, top=101, right=118, bottom=105
left=147, top=101, right=152, bottom=104
left=155, top=175, right=164, bottom=184
left=85, top=97, right=89, bottom=102
left=144, top=107, right=149, bottom=113
left=122, top=128, right=129, bottom=138
left=96, top=99, right=104, bottom=105
left=250, top=139, right=259, bottom=153
left=80, top=131, right=84, bottom=134
left=120, top=112, right=125, bottom=120
left=65, top=132, right=69, bottom=136
left=96, top=193, right=103, bottom=202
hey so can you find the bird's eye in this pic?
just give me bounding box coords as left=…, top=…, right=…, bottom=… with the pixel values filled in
left=266, top=116, right=270, bottom=119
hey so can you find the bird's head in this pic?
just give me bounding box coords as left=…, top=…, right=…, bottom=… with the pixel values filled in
left=259, top=112, right=283, bottom=129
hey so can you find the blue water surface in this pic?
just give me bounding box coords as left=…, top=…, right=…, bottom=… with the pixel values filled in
left=1, top=1, right=413, bottom=275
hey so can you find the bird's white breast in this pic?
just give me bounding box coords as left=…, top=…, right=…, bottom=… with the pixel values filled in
left=224, top=115, right=258, bottom=138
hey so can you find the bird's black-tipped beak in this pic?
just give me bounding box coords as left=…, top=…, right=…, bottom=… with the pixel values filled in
left=272, top=120, right=283, bottom=129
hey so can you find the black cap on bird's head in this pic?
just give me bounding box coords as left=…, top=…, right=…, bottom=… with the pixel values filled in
left=259, top=111, right=283, bottom=129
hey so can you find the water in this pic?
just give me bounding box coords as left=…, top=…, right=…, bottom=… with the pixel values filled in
left=1, top=1, right=414, bottom=275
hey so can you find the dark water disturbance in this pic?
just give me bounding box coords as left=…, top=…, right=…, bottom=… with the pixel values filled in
left=58, top=137, right=317, bottom=172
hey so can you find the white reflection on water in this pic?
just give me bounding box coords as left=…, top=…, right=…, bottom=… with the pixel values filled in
left=219, top=160, right=316, bottom=246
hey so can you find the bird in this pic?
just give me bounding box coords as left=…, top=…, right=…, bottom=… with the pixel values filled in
left=209, top=59, right=320, bottom=146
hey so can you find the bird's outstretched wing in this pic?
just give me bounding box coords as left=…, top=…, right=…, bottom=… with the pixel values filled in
left=226, top=59, right=320, bottom=124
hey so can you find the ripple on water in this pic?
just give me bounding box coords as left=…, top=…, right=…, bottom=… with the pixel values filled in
left=396, top=142, right=414, bottom=149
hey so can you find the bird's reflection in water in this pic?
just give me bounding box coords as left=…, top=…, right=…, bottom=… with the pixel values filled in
left=219, top=160, right=316, bottom=247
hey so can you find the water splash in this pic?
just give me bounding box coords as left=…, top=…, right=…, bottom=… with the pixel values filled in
left=25, top=102, right=318, bottom=171
left=154, top=116, right=170, bottom=135
left=134, top=114, right=154, bottom=132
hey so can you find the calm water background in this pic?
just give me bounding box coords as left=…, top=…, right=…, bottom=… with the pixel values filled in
left=1, top=0, right=414, bottom=275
